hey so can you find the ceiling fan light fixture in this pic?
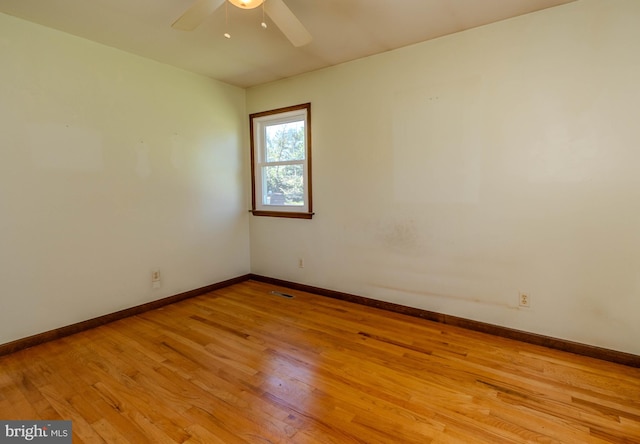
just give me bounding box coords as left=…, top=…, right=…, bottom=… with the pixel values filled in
left=228, top=0, right=264, bottom=9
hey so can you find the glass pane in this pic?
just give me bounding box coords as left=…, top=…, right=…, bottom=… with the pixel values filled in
left=262, top=164, right=304, bottom=206
left=265, top=121, right=305, bottom=162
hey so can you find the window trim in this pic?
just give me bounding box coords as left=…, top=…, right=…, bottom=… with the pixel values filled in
left=250, top=103, right=313, bottom=219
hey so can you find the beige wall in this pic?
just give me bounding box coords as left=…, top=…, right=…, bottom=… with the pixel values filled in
left=247, top=0, right=640, bottom=354
left=0, top=13, right=249, bottom=344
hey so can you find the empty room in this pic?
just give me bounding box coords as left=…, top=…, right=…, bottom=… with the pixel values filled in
left=1, top=0, right=639, bottom=442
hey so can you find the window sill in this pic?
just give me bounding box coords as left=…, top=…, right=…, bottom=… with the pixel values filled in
left=251, top=210, right=314, bottom=219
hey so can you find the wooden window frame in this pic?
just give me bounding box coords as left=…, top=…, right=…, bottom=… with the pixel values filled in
left=250, top=103, right=313, bottom=219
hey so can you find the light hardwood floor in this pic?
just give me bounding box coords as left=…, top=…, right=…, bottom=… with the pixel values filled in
left=1, top=280, right=639, bottom=443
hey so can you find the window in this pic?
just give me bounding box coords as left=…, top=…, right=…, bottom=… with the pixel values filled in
left=250, top=103, right=313, bottom=219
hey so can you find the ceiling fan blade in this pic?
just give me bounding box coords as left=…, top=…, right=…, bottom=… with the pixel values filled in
left=265, top=0, right=312, bottom=47
left=171, top=0, right=226, bottom=31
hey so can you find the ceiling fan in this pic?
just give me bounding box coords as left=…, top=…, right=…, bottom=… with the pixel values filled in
left=172, top=0, right=312, bottom=47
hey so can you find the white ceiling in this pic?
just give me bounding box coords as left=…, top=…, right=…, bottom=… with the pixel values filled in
left=0, top=0, right=576, bottom=88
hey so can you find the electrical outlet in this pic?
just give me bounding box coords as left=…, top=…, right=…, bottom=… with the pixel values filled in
left=519, top=292, right=531, bottom=308
left=152, top=269, right=161, bottom=289
left=298, top=258, right=304, bottom=268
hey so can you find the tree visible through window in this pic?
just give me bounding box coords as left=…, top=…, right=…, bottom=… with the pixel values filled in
left=250, top=103, right=312, bottom=219
left=265, top=120, right=304, bottom=205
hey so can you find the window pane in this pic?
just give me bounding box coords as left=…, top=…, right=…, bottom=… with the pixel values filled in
left=265, top=121, right=305, bottom=162
left=262, top=164, right=304, bottom=206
